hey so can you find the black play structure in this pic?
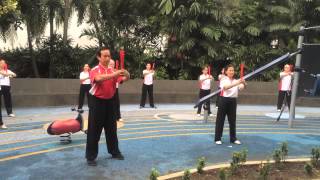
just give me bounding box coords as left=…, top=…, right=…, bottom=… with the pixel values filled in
left=195, top=25, right=320, bottom=128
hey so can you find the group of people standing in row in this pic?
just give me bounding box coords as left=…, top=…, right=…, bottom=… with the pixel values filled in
left=0, top=59, right=16, bottom=129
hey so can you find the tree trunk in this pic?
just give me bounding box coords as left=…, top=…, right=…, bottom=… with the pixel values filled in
left=26, top=23, right=40, bottom=78
left=49, top=6, right=54, bottom=78
left=63, top=0, right=71, bottom=45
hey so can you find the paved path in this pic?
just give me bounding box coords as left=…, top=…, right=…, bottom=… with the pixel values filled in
left=0, top=104, right=319, bottom=180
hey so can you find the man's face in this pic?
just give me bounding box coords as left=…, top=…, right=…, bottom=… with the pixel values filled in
left=98, top=49, right=111, bottom=66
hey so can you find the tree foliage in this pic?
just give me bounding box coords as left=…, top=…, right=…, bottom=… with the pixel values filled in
left=1, top=0, right=320, bottom=79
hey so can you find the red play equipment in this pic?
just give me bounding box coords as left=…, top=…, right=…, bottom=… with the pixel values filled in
left=47, top=108, right=86, bottom=143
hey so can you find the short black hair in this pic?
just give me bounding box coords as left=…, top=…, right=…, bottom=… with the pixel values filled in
left=96, top=47, right=110, bottom=57
left=224, top=64, right=234, bottom=74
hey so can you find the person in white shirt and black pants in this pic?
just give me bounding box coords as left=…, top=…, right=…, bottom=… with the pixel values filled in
left=140, top=63, right=155, bottom=108
left=0, top=59, right=16, bottom=117
left=197, top=66, right=214, bottom=116
left=277, top=64, right=293, bottom=111
left=78, top=64, right=91, bottom=110
left=215, top=64, right=246, bottom=145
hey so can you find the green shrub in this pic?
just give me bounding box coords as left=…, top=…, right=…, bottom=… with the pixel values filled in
left=258, top=160, right=271, bottom=180
left=280, top=142, right=288, bottom=162
left=273, top=142, right=289, bottom=165
left=182, top=169, right=191, bottom=180
left=218, top=168, right=226, bottom=180
left=304, top=162, right=313, bottom=176
left=272, top=149, right=282, bottom=164
left=311, top=147, right=320, bottom=167
left=150, top=168, right=159, bottom=180
left=230, top=149, right=248, bottom=174
left=197, top=157, right=206, bottom=174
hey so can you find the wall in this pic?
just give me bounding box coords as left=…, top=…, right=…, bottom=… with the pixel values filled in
left=9, top=79, right=320, bottom=107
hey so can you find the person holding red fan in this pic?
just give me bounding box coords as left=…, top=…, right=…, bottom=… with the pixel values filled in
left=0, top=59, right=16, bottom=118
left=77, top=64, right=91, bottom=110
left=277, top=64, right=293, bottom=111
left=86, top=47, right=130, bottom=166
left=140, top=62, right=156, bottom=108
left=197, top=65, right=214, bottom=116
left=215, top=64, right=246, bottom=145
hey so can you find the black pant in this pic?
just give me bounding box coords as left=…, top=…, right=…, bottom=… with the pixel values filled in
left=277, top=91, right=291, bottom=110
left=1, top=86, right=13, bottom=115
left=216, top=88, right=221, bottom=107
left=0, top=95, right=2, bottom=126
left=197, top=89, right=211, bottom=114
left=114, top=88, right=121, bottom=120
left=78, top=84, right=91, bottom=109
left=215, top=97, right=237, bottom=142
left=86, top=95, right=121, bottom=161
left=140, top=84, right=154, bottom=107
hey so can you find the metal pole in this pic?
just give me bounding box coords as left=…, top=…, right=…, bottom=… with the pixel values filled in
left=289, top=26, right=305, bottom=128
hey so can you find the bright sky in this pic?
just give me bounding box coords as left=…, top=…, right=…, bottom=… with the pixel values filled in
left=0, top=14, right=97, bottom=50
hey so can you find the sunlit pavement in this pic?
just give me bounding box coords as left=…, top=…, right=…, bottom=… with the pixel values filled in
left=0, top=104, right=319, bottom=180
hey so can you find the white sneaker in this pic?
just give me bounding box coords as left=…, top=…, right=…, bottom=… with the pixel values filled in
left=197, top=114, right=201, bottom=117
left=0, top=124, right=8, bottom=129
left=233, top=140, right=241, bottom=145
left=8, top=114, right=15, bottom=117
left=277, top=109, right=281, bottom=112
left=215, top=141, right=222, bottom=145
left=209, top=114, right=214, bottom=117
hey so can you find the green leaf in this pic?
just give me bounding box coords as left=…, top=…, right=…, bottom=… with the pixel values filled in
left=268, top=24, right=290, bottom=32
left=268, top=5, right=290, bottom=15
left=159, top=0, right=174, bottom=15
left=179, top=38, right=195, bottom=51
left=244, top=25, right=261, bottom=36
left=189, top=1, right=201, bottom=16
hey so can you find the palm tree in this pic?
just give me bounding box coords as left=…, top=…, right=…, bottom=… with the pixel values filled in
left=18, top=0, right=48, bottom=77
left=62, top=0, right=72, bottom=45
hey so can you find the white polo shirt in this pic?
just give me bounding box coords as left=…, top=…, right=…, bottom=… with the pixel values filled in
left=80, top=71, right=91, bottom=85
left=220, top=77, right=240, bottom=98
left=279, top=72, right=292, bottom=91
left=0, top=70, right=15, bottom=86
left=143, top=70, right=154, bottom=85
left=199, top=74, right=212, bottom=90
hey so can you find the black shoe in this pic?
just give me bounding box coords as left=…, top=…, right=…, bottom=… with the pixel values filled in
left=139, top=106, right=144, bottom=109
left=112, top=153, right=124, bottom=160
left=151, top=106, right=157, bottom=109
left=87, top=159, right=97, bottom=166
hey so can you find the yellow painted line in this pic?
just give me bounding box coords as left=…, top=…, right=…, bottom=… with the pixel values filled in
left=0, top=120, right=318, bottom=147
left=120, top=123, right=320, bottom=131
left=3, top=124, right=44, bottom=129
left=1, top=131, right=320, bottom=162
left=0, top=129, right=45, bottom=135
left=0, top=141, right=64, bottom=153
left=120, top=119, right=165, bottom=123
left=2, top=127, right=320, bottom=153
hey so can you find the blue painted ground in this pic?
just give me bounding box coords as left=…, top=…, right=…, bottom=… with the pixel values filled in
left=0, top=104, right=319, bottom=180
